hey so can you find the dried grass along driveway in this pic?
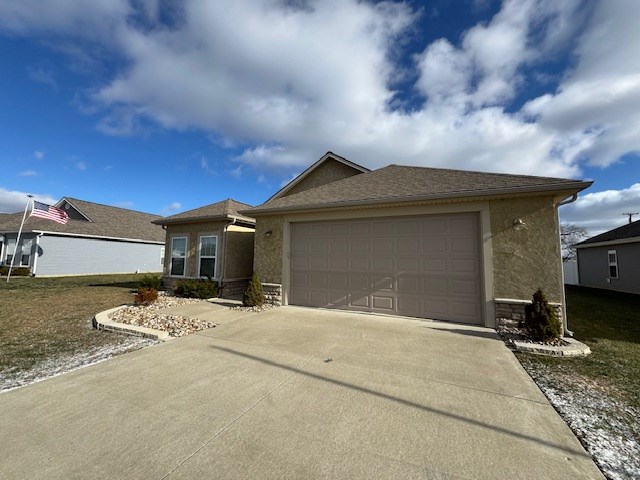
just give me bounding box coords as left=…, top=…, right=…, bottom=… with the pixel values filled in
left=0, top=274, right=156, bottom=391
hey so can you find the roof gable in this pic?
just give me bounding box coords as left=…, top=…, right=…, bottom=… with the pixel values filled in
left=246, top=164, right=593, bottom=215
left=55, top=198, right=92, bottom=221
left=577, top=220, right=640, bottom=247
left=155, top=198, right=255, bottom=225
left=267, top=152, right=369, bottom=202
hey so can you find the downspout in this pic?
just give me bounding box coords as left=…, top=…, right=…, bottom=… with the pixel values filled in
left=219, top=216, right=237, bottom=295
left=556, top=193, right=579, bottom=336
left=31, top=233, right=43, bottom=276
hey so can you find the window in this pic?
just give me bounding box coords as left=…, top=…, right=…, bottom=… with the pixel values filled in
left=608, top=249, right=618, bottom=279
left=170, top=237, right=187, bottom=276
left=198, top=236, right=217, bottom=278
left=5, top=237, right=15, bottom=266
left=19, top=238, right=32, bottom=267
left=160, top=247, right=165, bottom=267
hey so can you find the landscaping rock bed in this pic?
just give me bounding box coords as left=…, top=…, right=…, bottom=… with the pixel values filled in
left=229, top=303, right=279, bottom=313
left=109, top=294, right=217, bottom=337
left=496, top=318, right=570, bottom=348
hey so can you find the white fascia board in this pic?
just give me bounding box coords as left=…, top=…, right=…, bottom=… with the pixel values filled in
left=33, top=230, right=164, bottom=245
left=575, top=236, right=640, bottom=249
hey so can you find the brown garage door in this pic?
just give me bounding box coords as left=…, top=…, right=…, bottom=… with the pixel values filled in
left=290, top=213, right=482, bottom=324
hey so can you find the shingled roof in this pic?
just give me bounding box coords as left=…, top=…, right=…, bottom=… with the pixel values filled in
left=0, top=197, right=164, bottom=243
left=245, top=164, right=593, bottom=215
left=576, top=220, right=640, bottom=247
left=154, top=198, right=255, bottom=226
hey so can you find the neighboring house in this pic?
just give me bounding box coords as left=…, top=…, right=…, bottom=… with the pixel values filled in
left=153, top=199, right=255, bottom=298
left=0, top=197, right=164, bottom=276
left=575, top=220, right=640, bottom=294
left=242, top=151, right=592, bottom=330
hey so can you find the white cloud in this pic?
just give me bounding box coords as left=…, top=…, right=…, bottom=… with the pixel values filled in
left=160, top=201, right=181, bottom=215
left=75, top=161, right=87, bottom=171
left=114, top=200, right=134, bottom=209
left=19, top=170, right=38, bottom=177
left=33, top=150, right=44, bottom=160
left=0, top=188, right=57, bottom=213
left=560, top=183, right=640, bottom=235
left=0, top=0, right=637, bottom=185
left=27, top=66, right=56, bottom=89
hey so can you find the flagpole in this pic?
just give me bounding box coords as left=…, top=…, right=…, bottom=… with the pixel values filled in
left=7, top=195, right=33, bottom=283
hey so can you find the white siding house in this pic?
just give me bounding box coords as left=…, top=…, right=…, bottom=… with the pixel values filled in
left=0, top=197, right=165, bottom=276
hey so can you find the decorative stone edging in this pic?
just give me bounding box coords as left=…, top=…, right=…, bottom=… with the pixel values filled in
left=93, top=305, right=172, bottom=342
left=513, top=337, right=591, bottom=357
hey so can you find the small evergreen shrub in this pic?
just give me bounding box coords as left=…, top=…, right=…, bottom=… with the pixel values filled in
left=243, top=272, right=265, bottom=307
left=524, top=288, right=562, bottom=341
left=175, top=279, right=218, bottom=299
left=139, top=274, right=162, bottom=290
left=135, top=287, right=158, bottom=305
left=0, top=266, right=30, bottom=276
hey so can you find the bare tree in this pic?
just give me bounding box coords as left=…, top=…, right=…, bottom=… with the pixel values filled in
left=561, top=224, right=588, bottom=262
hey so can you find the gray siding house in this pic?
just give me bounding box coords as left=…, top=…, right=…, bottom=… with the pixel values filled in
left=576, top=220, right=640, bottom=294
left=0, top=198, right=165, bottom=276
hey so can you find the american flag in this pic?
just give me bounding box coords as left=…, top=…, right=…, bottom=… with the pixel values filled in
left=30, top=201, right=69, bottom=224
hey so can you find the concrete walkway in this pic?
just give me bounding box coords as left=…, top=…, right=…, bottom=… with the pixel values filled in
left=0, top=306, right=603, bottom=479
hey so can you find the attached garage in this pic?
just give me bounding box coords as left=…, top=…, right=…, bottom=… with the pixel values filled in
left=245, top=152, right=593, bottom=331
left=289, top=213, right=482, bottom=324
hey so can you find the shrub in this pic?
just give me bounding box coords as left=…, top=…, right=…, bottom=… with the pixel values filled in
left=139, top=274, right=162, bottom=290
left=524, top=288, right=562, bottom=341
left=134, top=287, right=158, bottom=305
left=243, top=272, right=265, bottom=307
left=175, top=279, right=218, bottom=299
left=0, top=266, right=30, bottom=276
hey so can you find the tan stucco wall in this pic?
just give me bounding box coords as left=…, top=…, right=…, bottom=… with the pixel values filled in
left=164, top=221, right=226, bottom=278
left=224, top=227, right=255, bottom=279
left=283, top=159, right=364, bottom=197
left=253, top=215, right=284, bottom=283
left=489, top=196, right=563, bottom=303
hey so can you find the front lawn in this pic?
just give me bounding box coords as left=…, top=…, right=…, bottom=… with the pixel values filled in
left=518, top=285, right=640, bottom=479
left=0, top=273, right=158, bottom=391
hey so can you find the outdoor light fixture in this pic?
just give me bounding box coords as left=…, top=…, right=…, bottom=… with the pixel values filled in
left=265, top=229, right=273, bottom=237
left=513, top=218, right=527, bottom=230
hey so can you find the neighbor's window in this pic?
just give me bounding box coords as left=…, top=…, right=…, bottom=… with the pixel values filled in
left=198, top=235, right=217, bottom=278
left=5, top=238, right=16, bottom=265
left=608, top=249, right=618, bottom=279
left=19, top=238, right=33, bottom=267
left=170, top=237, right=187, bottom=276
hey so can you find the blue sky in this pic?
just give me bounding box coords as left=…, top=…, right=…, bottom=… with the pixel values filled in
left=1, top=0, right=639, bottom=235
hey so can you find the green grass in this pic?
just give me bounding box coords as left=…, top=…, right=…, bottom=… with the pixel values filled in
left=518, top=285, right=640, bottom=410
left=0, top=273, right=159, bottom=374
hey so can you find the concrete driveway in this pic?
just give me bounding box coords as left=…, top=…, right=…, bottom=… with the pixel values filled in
left=0, top=305, right=603, bottom=479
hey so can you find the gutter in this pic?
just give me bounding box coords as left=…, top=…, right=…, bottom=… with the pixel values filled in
left=243, top=181, right=593, bottom=216
left=556, top=193, right=580, bottom=337
left=32, top=230, right=164, bottom=245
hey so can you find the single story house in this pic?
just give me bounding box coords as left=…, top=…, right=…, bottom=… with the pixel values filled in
left=242, top=152, right=592, bottom=331
left=153, top=199, right=255, bottom=298
left=0, top=197, right=164, bottom=276
left=575, top=220, right=640, bottom=294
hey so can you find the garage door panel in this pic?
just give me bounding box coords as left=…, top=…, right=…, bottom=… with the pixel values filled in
left=372, top=295, right=394, bottom=310
left=350, top=223, right=370, bottom=235
left=350, top=257, right=370, bottom=271
left=330, top=257, right=348, bottom=270
left=424, top=258, right=447, bottom=273
left=309, top=272, right=327, bottom=288
left=373, top=275, right=394, bottom=291
left=350, top=294, right=370, bottom=308
left=372, top=257, right=394, bottom=271
left=309, top=257, right=327, bottom=270
left=398, top=258, right=419, bottom=271
left=330, top=223, right=348, bottom=236
left=290, top=213, right=482, bottom=324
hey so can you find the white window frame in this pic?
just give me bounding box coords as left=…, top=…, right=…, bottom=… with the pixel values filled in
left=170, top=236, right=188, bottom=277
left=608, top=249, right=618, bottom=279
left=5, top=237, right=16, bottom=266
left=160, top=247, right=165, bottom=267
left=197, top=235, right=218, bottom=279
